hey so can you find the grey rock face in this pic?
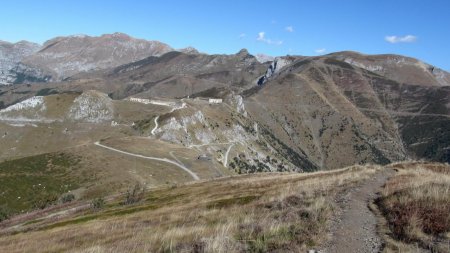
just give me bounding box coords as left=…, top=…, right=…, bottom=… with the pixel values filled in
left=0, top=40, right=40, bottom=85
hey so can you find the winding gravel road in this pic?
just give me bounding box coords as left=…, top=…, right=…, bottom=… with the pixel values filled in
left=94, top=141, right=200, bottom=180
left=150, top=115, right=159, bottom=135
left=150, top=100, right=186, bottom=136
left=223, top=143, right=234, bottom=167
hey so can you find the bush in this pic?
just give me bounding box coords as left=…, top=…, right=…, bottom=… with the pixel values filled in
left=60, top=193, right=75, bottom=203
left=91, top=197, right=105, bottom=211
left=32, top=193, right=59, bottom=209
left=122, top=183, right=145, bottom=205
left=0, top=206, right=11, bottom=222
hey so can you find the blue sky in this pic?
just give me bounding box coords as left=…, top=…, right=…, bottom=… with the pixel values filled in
left=1, top=0, right=449, bottom=70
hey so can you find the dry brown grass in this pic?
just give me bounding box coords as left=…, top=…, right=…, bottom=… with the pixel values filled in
left=0, top=165, right=378, bottom=253
left=377, top=162, right=450, bottom=252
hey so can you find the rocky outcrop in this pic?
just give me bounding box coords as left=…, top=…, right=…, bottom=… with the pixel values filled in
left=257, top=57, right=293, bottom=85
left=68, top=90, right=114, bottom=122
left=0, top=96, right=46, bottom=121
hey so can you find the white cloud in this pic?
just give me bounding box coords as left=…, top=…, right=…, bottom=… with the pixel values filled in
left=239, top=33, right=246, bottom=39
left=257, top=32, right=265, bottom=41
left=256, top=32, right=283, bottom=45
left=315, top=48, right=327, bottom=54
left=285, top=26, right=294, bottom=32
left=385, top=35, right=417, bottom=43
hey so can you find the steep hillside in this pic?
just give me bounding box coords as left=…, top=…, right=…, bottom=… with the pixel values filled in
left=246, top=54, right=450, bottom=168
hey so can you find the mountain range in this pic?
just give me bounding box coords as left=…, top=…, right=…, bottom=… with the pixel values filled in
left=1, top=33, right=449, bottom=172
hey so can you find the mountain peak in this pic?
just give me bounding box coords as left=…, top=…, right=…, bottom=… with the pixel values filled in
left=68, top=34, right=89, bottom=39
left=178, top=46, right=200, bottom=54
left=101, top=32, right=131, bottom=39
left=236, top=48, right=249, bottom=56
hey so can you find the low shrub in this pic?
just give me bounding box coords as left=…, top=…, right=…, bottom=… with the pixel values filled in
left=32, top=193, right=59, bottom=209
left=0, top=205, right=11, bottom=222
left=122, top=183, right=145, bottom=205
left=91, top=197, right=105, bottom=211
left=60, top=193, right=75, bottom=203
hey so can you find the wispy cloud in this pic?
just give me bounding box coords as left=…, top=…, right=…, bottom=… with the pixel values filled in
left=315, top=48, right=326, bottom=54
left=256, top=32, right=283, bottom=45
left=385, top=35, right=417, bottom=43
left=285, top=26, right=294, bottom=32
left=239, top=33, right=246, bottom=39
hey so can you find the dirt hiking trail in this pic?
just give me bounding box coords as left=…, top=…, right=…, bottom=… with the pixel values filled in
left=320, top=168, right=395, bottom=253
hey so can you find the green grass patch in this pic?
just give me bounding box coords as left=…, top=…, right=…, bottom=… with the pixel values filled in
left=39, top=192, right=187, bottom=231
left=132, top=118, right=155, bottom=134
left=41, top=203, right=160, bottom=231
left=0, top=153, right=84, bottom=214
left=206, top=195, right=259, bottom=209
left=35, top=88, right=59, bottom=96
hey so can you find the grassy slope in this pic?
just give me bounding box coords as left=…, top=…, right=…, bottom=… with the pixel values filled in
left=377, top=162, right=450, bottom=253
left=0, top=165, right=379, bottom=252
left=0, top=153, right=87, bottom=214
left=0, top=138, right=231, bottom=216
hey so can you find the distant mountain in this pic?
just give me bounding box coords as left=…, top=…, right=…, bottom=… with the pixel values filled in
left=0, top=33, right=173, bottom=85
left=18, top=33, right=173, bottom=82
left=0, top=40, right=40, bottom=85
